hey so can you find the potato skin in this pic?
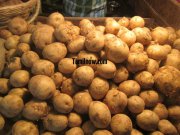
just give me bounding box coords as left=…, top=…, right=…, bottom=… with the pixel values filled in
left=12, top=120, right=39, bottom=135
left=130, top=42, right=144, bottom=53
left=16, top=43, right=31, bottom=56
left=51, top=72, right=63, bottom=89
left=0, top=78, right=10, bottom=94
left=168, top=105, right=180, bottom=121
left=65, top=127, right=84, bottom=135
left=93, top=130, right=112, bottom=135
left=136, top=110, right=159, bottom=131
left=0, top=114, right=5, bottom=130
left=146, top=58, right=159, bottom=75
left=113, top=66, right=129, bottom=83
left=89, top=101, right=111, bottom=128
left=104, top=89, right=127, bottom=114
left=7, top=57, right=22, bottom=73
left=130, top=129, right=143, bottom=135
left=5, top=35, right=20, bottom=50
left=0, top=29, right=12, bottom=39
left=105, top=18, right=120, bottom=34
left=19, top=33, right=32, bottom=44
left=79, top=19, right=96, bottom=36
left=47, top=12, right=64, bottom=28
left=153, top=103, right=168, bottom=119
left=82, top=121, right=96, bottom=135
left=129, top=16, right=145, bottom=29
left=110, top=114, right=133, bottom=135
left=68, top=112, right=82, bottom=127
left=28, top=75, right=56, bottom=100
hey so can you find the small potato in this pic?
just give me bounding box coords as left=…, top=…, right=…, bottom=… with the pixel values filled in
left=21, top=51, right=40, bottom=68
left=173, top=38, right=180, bottom=51
left=47, top=12, right=64, bottom=28
left=96, top=60, right=116, bottom=79
left=96, top=25, right=105, bottom=33
left=130, top=42, right=144, bottom=53
left=73, top=91, right=92, bottom=114
left=116, top=26, right=129, bottom=38
left=130, top=129, right=143, bottom=135
left=65, top=127, right=84, bottom=135
left=150, top=131, right=164, bottom=135
left=118, top=80, right=140, bottom=97
left=28, top=75, right=56, bottom=100
left=134, top=71, right=154, bottom=89
left=58, top=58, right=77, bottom=74
left=19, top=33, right=32, bottom=44
left=31, top=59, right=55, bottom=76
left=104, top=89, right=127, bottom=114
left=61, top=78, right=80, bottom=96
left=43, top=113, right=68, bottom=132
left=0, top=95, right=24, bottom=118
left=120, top=30, right=136, bottom=46
left=0, top=29, right=12, bottom=39
left=110, top=114, right=133, bottom=135
left=8, top=88, right=30, bottom=100
left=72, top=66, right=94, bottom=87
left=12, top=120, right=39, bottom=135
left=118, top=17, right=129, bottom=28
left=85, top=30, right=105, bottom=52
left=79, top=19, right=96, bottom=36
left=89, top=77, right=109, bottom=100
left=93, top=130, right=112, bottom=135
left=136, top=110, right=159, bottom=131
left=51, top=72, right=63, bottom=89
left=68, top=112, right=82, bottom=127
left=146, top=58, right=159, bottom=75
left=158, top=120, right=178, bottom=135
left=89, top=101, right=111, bottom=128
left=67, top=35, right=85, bottom=53
left=16, top=43, right=31, bottom=56
left=82, top=121, right=96, bottom=135
left=53, top=93, right=73, bottom=114
left=10, top=70, right=30, bottom=87
left=7, top=57, right=22, bottom=73
left=8, top=17, right=28, bottom=35
left=105, top=18, right=120, bottom=34
left=113, top=66, right=129, bottom=83
left=128, top=96, right=145, bottom=114
left=129, top=16, right=145, bottom=29
left=0, top=114, right=5, bottom=130
left=168, top=105, right=180, bottom=121
left=0, top=78, right=10, bottom=94
left=22, top=99, right=49, bottom=121
left=153, top=103, right=168, bottom=119
left=5, top=35, right=20, bottom=50
left=42, top=42, right=67, bottom=63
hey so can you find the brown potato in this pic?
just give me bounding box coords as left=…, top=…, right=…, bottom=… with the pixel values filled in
left=118, top=17, right=129, bottom=28
left=82, top=121, right=96, bottom=135
left=120, top=30, right=136, bottom=46
left=19, top=33, right=32, bottom=44
left=130, top=129, right=143, bottom=135
left=16, top=43, right=31, bottom=56
left=168, top=105, right=180, bottom=121
left=65, top=127, right=84, bottom=135
left=0, top=114, right=5, bottom=130
left=105, top=18, right=120, bottom=34
left=6, top=57, right=22, bottom=73
left=28, top=75, right=56, bottom=100
left=129, top=16, right=145, bottom=29
left=104, top=89, right=127, bottom=114
left=51, top=72, right=63, bottom=89
left=8, top=88, right=30, bottom=100
left=0, top=78, right=10, bottom=94
left=6, top=49, right=17, bottom=61
left=153, top=103, right=168, bottom=120
left=79, top=19, right=96, bottom=36
left=5, top=35, right=20, bottom=50
left=0, top=29, right=12, bottom=39
left=42, top=42, right=67, bottom=63
left=113, top=66, right=129, bottom=83
left=93, top=130, right=112, bottom=135
left=130, top=42, right=144, bottom=53
left=68, top=112, right=82, bottom=127
left=110, top=114, right=133, bottom=135
left=116, top=26, right=129, bottom=38
left=146, top=58, right=159, bottom=75
left=47, top=12, right=64, bottom=28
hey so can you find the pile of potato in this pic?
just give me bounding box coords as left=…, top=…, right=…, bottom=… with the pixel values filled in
left=0, top=12, right=180, bottom=135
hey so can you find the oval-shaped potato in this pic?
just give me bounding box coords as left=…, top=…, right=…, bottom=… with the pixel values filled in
left=0, top=78, right=10, bottom=94
left=113, top=66, right=129, bottom=83
left=68, top=112, right=82, bottom=128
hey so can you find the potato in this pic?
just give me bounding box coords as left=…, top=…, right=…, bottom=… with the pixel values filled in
left=110, top=114, right=133, bottom=135
left=158, top=120, right=178, bottom=135
left=72, top=66, right=94, bottom=87
left=173, top=38, right=180, bottom=50
left=82, top=121, right=96, bottom=135
left=28, top=75, right=56, bottom=100
left=6, top=57, right=22, bottom=73
left=16, top=43, right=31, bottom=56
left=79, top=19, right=96, bottom=36
left=0, top=29, right=12, bottom=39
left=127, top=52, right=149, bottom=73
left=168, top=105, right=180, bottom=121
left=130, top=129, right=143, bottom=135
left=54, top=23, right=80, bottom=43
left=130, top=42, right=144, bottom=53
left=10, top=70, right=30, bottom=87
left=120, top=31, right=136, bottom=46
left=42, top=42, right=67, bottom=63
left=166, top=27, right=177, bottom=45
left=113, top=65, right=129, bottom=83
left=0, top=114, right=5, bottom=130
left=132, top=27, right=152, bottom=45
left=6, top=49, right=17, bottom=61
left=89, top=77, right=109, bottom=100
left=134, top=71, right=154, bottom=89
left=150, top=131, right=164, bottom=135
left=93, top=130, right=112, bottom=135
left=31, top=59, right=55, bottom=76
left=105, top=18, right=120, bottom=34
left=96, top=60, right=116, bottom=79
left=129, top=16, right=145, bottom=29
left=65, top=127, right=84, bottom=135
left=47, top=12, right=64, bottom=28
left=8, top=88, right=30, bottom=99
left=32, top=24, right=55, bottom=49
left=85, top=30, right=105, bottom=52
left=128, top=96, right=145, bottom=114
left=5, top=35, right=20, bottom=50
left=105, top=38, right=129, bottom=63
left=67, top=35, right=85, bottom=53
left=104, top=89, right=127, bottom=114
left=21, top=51, right=39, bottom=68
left=89, top=101, right=111, bottom=128
left=41, top=132, right=56, bottom=135
left=151, top=27, right=169, bottom=44
left=19, top=33, right=32, bottom=45
left=118, top=17, right=129, bottom=28
left=153, top=103, right=168, bottom=119
left=53, top=93, right=73, bottom=113
left=0, top=78, right=10, bottom=94
left=136, top=110, right=159, bottom=131
left=68, top=112, right=82, bottom=127
left=73, top=91, right=92, bottom=114
left=96, top=25, right=105, bottom=33
left=8, top=17, right=28, bottom=35
left=118, top=80, right=140, bottom=97
left=0, top=95, right=24, bottom=118
left=12, top=120, right=39, bottom=135
left=146, top=58, right=159, bottom=75
left=116, top=26, right=129, bottom=38
left=61, top=78, right=80, bottom=96
left=43, top=113, right=68, bottom=132
left=154, top=66, right=180, bottom=98
left=22, top=99, right=49, bottom=121
left=58, top=58, right=77, bottom=74
left=51, top=72, right=63, bottom=89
